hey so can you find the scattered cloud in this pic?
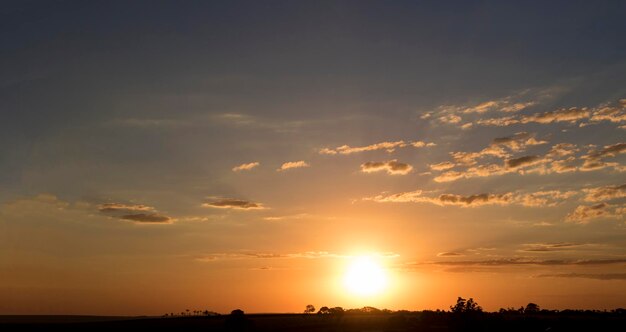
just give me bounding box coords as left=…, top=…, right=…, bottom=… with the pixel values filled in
left=202, top=198, right=265, bottom=210
left=535, top=273, right=626, bottom=280
left=360, top=160, right=413, bottom=175
left=423, top=258, right=626, bottom=267
left=319, top=140, right=434, bottom=155
left=98, top=203, right=154, bottom=213
left=448, top=132, right=546, bottom=167
left=522, top=107, right=590, bottom=124
left=232, top=162, right=260, bottom=172
left=439, top=114, right=462, bottom=124
left=492, top=132, right=548, bottom=151
left=519, top=242, right=584, bottom=252
left=263, top=213, right=311, bottom=221
left=582, top=184, right=626, bottom=202
left=365, top=189, right=574, bottom=208
left=277, top=161, right=310, bottom=171
left=473, top=99, right=625, bottom=129
left=579, top=143, right=626, bottom=172
left=98, top=202, right=173, bottom=224
left=437, top=252, right=465, bottom=257
left=505, top=155, right=543, bottom=169
left=195, top=250, right=398, bottom=262
left=565, top=203, right=624, bottom=224
left=430, top=161, right=455, bottom=171
left=120, top=213, right=172, bottom=223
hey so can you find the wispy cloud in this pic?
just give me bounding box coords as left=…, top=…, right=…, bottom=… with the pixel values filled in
left=415, top=258, right=626, bottom=267
left=98, top=203, right=155, bottom=213
left=195, top=251, right=398, bottom=262
left=263, top=213, right=312, bottom=221
left=429, top=161, right=455, bottom=171
left=519, top=242, right=585, bottom=252
left=232, top=162, right=260, bottom=172
left=437, top=252, right=465, bottom=257
left=582, top=184, right=626, bottom=202
left=277, top=160, right=310, bottom=171
left=98, top=202, right=173, bottom=223
left=319, top=140, right=434, bottom=155
left=473, top=99, right=626, bottom=128
left=364, top=190, right=575, bottom=208
left=360, top=160, right=413, bottom=175
left=565, top=203, right=624, bottom=224
left=120, top=213, right=172, bottom=223
left=535, top=273, right=626, bottom=280
left=202, top=198, right=266, bottom=210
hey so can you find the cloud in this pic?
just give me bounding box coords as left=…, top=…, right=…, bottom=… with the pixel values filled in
left=277, top=161, right=310, bottom=171
left=448, top=132, right=546, bottom=166
left=505, top=155, right=543, bottom=169
left=584, top=142, right=626, bottom=160
left=521, top=107, right=590, bottom=124
left=232, top=162, right=260, bottom=172
left=430, top=161, right=455, bottom=171
left=451, top=146, right=508, bottom=166
left=492, top=132, right=548, bottom=151
left=547, top=143, right=579, bottom=157
left=319, top=140, right=434, bottom=155
left=411, top=141, right=437, bottom=148
left=519, top=242, right=584, bottom=252
left=518, top=190, right=578, bottom=207
left=263, top=213, right=311, bottom=221
left=195, top=251, right=396, bottom=262
left=365, top=190, right=574, bottom=208
left=473, top=99, right=625, bottom=128
left=580, top=100, right=626, bottom=127
left=579, top=143, right=626, bottom=172
left=565, top=203, right=624, bottom=223
left=582, top=184, right=626, bottom=202
left=535, top=273, right=626, bottom=280
left=476, top=116, right=520, bottom=126
left=589, top=105, right=626, bottom=124
left=423, top=258, right=626, bottom=267
left=360, top=160, right=413, bottom=175
left=431, top=138, right=619, bottom=182
left=476, top=108, right=589, bottom=127
left=98, top=203, right=154, bottom=213
left=461, top=100, right=500, bottom=114
left=439, top=114, right=462, bottom=124
left=120, top=213, right=172, bottom=223
left=98, top=202, right=173, bottom=224
left=437, top=193, right=514, bottom=206
left=202, top=198, right=265, bottom=210
left=437, top=252, right=465, bottom=257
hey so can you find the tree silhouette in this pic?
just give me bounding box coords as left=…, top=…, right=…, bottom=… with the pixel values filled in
left=329, top=307, right=345, bottom=315
left=317, top=306, right=331, bottom=315
left=525, top=303, right=540, bottom=314
left=450, top=297, right=483, bottom=313
left=304, top=304, right=315, bottom=314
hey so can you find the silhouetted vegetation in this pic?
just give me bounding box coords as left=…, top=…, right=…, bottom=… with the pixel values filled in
left=4, top=298, right=626, bottom=331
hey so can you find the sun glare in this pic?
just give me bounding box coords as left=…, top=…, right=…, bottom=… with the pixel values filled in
left=343, top=256, right=388, bottom=297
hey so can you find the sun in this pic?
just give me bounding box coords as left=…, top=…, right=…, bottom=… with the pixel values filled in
left=343, top=256, right=388, bottom=296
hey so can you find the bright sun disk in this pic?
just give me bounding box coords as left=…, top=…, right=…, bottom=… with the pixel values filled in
left=343, top=256, right=388, bottom=296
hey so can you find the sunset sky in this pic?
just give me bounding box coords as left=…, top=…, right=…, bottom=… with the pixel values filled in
left=1, top=1, right=626, bottom=316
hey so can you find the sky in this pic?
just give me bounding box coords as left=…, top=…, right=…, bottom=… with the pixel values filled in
left=1, top=0, right=626, bottom=316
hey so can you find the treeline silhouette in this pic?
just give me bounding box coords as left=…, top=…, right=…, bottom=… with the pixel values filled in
left=3, top=298, right=625, bottom=332
left=150, top=298, right=626, bottom=332
left=164, top=297, right=626, bottom=318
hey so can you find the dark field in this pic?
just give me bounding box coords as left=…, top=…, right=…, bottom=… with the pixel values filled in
left=2, top=312, right=626, bottom=332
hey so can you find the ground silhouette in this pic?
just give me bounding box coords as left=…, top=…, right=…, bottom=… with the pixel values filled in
left=2, top=298, right=625, bottom=331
